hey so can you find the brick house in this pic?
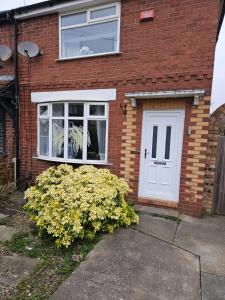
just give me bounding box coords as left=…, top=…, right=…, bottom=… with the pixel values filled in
left=0, top=0, right=224, bottom=216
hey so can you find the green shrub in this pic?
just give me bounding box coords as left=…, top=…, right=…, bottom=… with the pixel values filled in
left=24, top=164, right=139, bottom=247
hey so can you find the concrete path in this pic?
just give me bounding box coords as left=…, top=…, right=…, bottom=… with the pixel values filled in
left=51, top=206, right=225, bottom=300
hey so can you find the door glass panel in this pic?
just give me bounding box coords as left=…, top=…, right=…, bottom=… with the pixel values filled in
left=68, top=120, right=83, bottom=159
left=165, top=126, right=171, bottom=159
left=52, top=120, right=64, bottom=158
left=151, top=126, right=158, bottom=159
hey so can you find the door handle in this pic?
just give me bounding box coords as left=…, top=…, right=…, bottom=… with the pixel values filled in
left=144, top=149, right=149, bottom=159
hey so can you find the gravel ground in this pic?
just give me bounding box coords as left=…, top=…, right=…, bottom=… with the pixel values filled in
left=0, top=192, right=26, bottom=299
left=0, top=244, right=15, bottom=299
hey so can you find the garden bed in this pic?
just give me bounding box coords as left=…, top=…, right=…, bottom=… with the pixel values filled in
left=0, top=192, right=101, bottom=300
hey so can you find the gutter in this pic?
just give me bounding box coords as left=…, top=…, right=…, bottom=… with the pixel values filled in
left=13, top=0, right=116, bottom=20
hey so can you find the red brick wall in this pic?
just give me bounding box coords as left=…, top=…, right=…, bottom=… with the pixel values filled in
left=5, top=114, right=15, bottom=161
left=14, top=0, right=219, bottom=88
left=0, top=24, right=14, bottom=76
left=0, top=113, right=15, bottom=185
left=0, top=0, right=220, bottom=216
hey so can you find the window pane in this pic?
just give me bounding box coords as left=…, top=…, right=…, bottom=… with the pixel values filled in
left=52, top=120, right=64, bottom=158
left=39, top=119, right=49, bottom=156
left=87, top=120, right=106, bottom=160
left=61, top=12, right=86, bottom=27
left=69, top=103, right=84, bottom=117
left=61, top=20, right=118, bottom=58
left=40, top=106, right=48, bottom=116
left=151, top=126, right=158, bottom=159
left=68, top=120, right=83, bottom=159
left=89, top=105, right=105, bottom=116
left=90, top=6, right=116, bottom=19
left=52, top=103, right=64, bottom=117
left=165, top=126, right=171, bottom=159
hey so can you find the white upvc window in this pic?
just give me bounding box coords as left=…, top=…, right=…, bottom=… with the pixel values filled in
left=38, top=102, right=108, bottom=164
left=59, top=2, right=120, bottom=59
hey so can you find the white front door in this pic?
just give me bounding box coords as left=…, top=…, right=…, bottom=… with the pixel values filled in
left=139, top=110, right=185, bottom=202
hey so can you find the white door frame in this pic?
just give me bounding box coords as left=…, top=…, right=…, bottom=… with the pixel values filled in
left=138, top=109, right=185, bottom=202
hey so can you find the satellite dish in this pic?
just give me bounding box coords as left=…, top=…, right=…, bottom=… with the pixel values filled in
left=0, top=45, right=12, bottom=61
left=18, top=41, right=40, bottom=58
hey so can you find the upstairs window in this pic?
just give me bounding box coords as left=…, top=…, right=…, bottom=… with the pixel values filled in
left=60, top=3, right=120, bottom=59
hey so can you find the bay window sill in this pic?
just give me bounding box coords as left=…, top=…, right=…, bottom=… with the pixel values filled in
left=33, top=156, right=113, bottom=166
left=55, top=51, right=122, bottom=62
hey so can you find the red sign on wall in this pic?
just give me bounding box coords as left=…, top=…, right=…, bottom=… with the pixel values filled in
left=140, top=10, right=154, bottom=21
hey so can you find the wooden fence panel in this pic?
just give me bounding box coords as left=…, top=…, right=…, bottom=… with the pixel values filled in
left=213, top=136, right=225, bottom=215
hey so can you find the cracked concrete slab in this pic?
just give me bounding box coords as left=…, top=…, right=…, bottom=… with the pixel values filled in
left=0, top=225, right=17, bottom=242
left=202, top=272, right=225, bottom=300
left=51, top=228, right=200, bottom=300
left=174, top=215, right=225, bottom=277
left=135, top=213, right=177, bottom=243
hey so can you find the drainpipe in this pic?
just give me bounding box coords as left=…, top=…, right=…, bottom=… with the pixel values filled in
left=13, top=16, right=20, bottom=183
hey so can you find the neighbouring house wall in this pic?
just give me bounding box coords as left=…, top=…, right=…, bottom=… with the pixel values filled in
left=0, top=111, right=15, bottom=162
left=0, top=114, right=15, bottom=186
left=0, top=22, right=15, bottom=169
left=204, top=104, right=225, bottom=214
left=0, top=23, right=14, bottom=75
left=5, top=114, right=15, bottom=161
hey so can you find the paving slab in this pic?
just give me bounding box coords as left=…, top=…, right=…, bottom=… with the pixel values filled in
left=51, top=228, right=200, bottom=300
left=134, top=205, right=179, bottom=218
left=174, top=215, right=225, bottom=277
left=0, top=254, right=39, bottom=286
left=0, top=225, right=17, bottom=242
left=0, top=213, right=8, bottom=220
left=135, top=213, right=177, bottom=243
left=202, top=272, right=225, bottom=300
left=9, top=191, right=25, bottom=203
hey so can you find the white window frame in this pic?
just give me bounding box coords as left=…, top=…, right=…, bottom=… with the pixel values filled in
left=59, top=2, right=121, bottom=60
left=37, top=102, right=109, bottom=164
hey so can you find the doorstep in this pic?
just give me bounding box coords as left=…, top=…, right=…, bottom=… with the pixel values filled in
left=134, top=205, right=179, bottom=218
left=136, top=197, right=178, bottom=209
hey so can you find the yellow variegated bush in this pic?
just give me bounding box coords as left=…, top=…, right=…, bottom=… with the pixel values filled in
left=24, top=164, right=139, bottom=247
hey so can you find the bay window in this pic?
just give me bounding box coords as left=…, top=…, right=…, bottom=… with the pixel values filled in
left=38, top=102, right=108, bottom=163
left=60, top=3, right=120, bottom=59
